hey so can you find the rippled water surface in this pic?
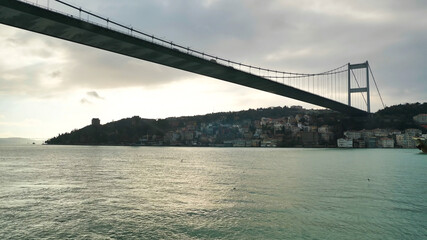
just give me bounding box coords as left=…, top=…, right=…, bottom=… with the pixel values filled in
left=0, top=146, right=426, bottom=239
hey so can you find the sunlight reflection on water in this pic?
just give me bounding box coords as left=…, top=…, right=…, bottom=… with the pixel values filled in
left=0, top=146, right=426, bottom=239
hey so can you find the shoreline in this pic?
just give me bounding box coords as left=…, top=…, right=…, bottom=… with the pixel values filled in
left=41, top=143, right=419, bottom=150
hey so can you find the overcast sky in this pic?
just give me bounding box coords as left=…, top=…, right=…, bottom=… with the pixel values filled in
left=0, top=0, right=426, bottom=139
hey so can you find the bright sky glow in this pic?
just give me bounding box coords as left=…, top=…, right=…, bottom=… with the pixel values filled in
left=0, top=0, right=426, bottom=139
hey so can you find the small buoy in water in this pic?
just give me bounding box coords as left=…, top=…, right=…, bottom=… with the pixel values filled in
left=232, top=187, right=236, bottom=190
left=180, top=159, right=183, bottom=163
left=367, top=178, right=370, bottom=181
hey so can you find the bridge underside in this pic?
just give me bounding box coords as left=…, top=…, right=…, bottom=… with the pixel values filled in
left=0, top=0, right=367, bottom=116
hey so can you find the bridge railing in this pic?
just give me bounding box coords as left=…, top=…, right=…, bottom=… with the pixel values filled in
left=17, top=0, right=346, bottom=81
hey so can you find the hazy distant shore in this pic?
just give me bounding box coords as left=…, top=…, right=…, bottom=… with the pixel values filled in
left=0, top=138, right=45, bottom=145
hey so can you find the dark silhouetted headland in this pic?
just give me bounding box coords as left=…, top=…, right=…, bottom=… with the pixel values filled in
left=45, top=103, right=426, bottom=147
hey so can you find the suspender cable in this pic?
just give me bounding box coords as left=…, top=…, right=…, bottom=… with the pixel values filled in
left=350, top=69, right=367, bottom=105
left=368, top=65, right=386, bottom=108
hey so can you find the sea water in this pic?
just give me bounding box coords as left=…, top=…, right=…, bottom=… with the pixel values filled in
left=0, top=146, right=426, bottom=239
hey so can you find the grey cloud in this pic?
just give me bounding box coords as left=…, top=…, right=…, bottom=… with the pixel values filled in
left=0, top=25, right=193, bottom=97
left=30, top=48, right=53, bottom=59
left=1, top=0, right=426, bottom=106
left=0, top=64, right=43, bottom=95
left=50, top=71, right=61, bottom=78
left=87, top=91, right=103, bottom=99
left=57, top=43, right=194, bottom=90
left=80, top=91, right=104, bottom=105
left=80, top=98, right=91, bottom=104
left=0, top=28, right=67, bottom=98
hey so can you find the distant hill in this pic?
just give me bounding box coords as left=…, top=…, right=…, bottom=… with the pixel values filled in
left=45, top=106, right=311, bottom=145
left=365, top=102, right=427, bottom=130
left=45, top=103, right=426, bottom=146
left=377, top=102, right=427, bottom=117
left=46, top=117, right=171, bottom=145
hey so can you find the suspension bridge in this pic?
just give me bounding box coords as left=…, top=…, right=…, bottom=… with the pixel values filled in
left=0, top=0, right=385, bottom=116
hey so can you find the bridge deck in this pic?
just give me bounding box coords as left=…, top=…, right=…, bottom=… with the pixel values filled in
left=0, top=0, right=367, bottom=116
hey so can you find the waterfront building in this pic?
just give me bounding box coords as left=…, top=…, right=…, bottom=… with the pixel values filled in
left=320, top=132, right=334, bottom=143
left=337, top=138, right=353, bottom=148
left=354, top=139, right=366, bottom=148
left=223, top=140, right=233, bottom=147
left=396, top=134, right=413, bottom=148
left=360, top=129, right=374, bottom=139
left=390, top=130, right=402, bottom=135
left=367, top=137, right=377, bottom=148
left=394, top=129, right=422, bottom=148
left=301, top=132, right=319, bottom=146
left=373, top=128, right=388, bottom=137
left=344, top=131, right=362, bottom=140
left=405, top=128, right=422, bottom=137
left=232, top=139, right=246, bottom=147
left=261, top=139, right=277, bottom=147
left=251, top=140, right=261, bottom=147
left=395, top=134, right=407, bottom=148
left=379, top=137, right=395, bottom=148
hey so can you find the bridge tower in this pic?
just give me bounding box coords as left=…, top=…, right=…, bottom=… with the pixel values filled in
left=348, top=61, right=370, bottom=113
